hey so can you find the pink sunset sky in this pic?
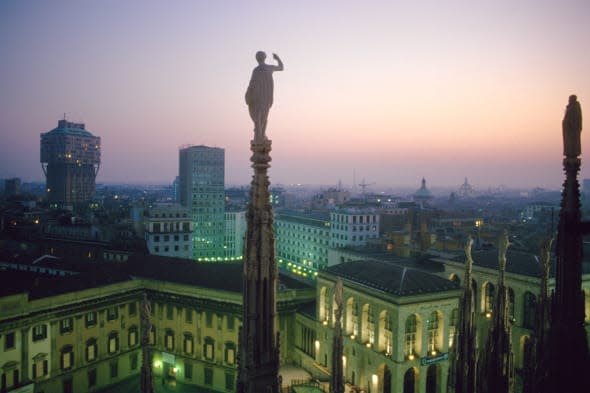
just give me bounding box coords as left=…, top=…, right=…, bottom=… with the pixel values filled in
left=1, top=0, right=589, bottom=190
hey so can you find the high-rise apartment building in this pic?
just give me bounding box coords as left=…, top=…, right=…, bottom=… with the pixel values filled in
left=178, top=145, right=225, bottom=261
left=40, top=120, right=101, bottom=207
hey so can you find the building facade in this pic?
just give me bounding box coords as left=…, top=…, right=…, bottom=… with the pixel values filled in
left=0, top=258, right=315, bottom=393
left=330, top=207, right=380, bottom=249
left=275, top=211, right=331, bottom=277
left=296, top=261, right=461, bottom=393
left=178, top=146, right=225, bottom=261
left=224, top=209, right=246, bottom=260
left=40, top=120, right=101, bottom=207
left=144, top=204, right=192, bottom=259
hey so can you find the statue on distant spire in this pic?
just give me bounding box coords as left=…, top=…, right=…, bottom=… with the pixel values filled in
left=245, top=51, right=284, bottom=142
left=563, top=95, right=582, bottom=158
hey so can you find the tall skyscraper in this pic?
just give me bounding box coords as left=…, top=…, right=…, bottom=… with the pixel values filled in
left=178, top=145, right=225, bottom=261
left=40, top=119, right=100, bottom=207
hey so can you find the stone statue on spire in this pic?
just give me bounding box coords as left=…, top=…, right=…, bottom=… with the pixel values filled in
left=245, top=51, right=284, bottom=142
left=563, top=94, right=582, bottom=158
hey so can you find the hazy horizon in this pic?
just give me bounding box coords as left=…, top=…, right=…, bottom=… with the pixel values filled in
left=1, top=1, right=589, bottom=189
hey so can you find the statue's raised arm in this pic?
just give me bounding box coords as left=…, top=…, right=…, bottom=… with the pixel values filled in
left=563, top=94, right=582, bottom=158
left=245, top=51, right=284, bottom=142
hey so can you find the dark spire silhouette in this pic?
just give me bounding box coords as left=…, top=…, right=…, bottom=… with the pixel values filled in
left=330, top=278, right=344, bottom=393
left=447, top=235, right=478, bottom=393
left=477, top=230, right=514, bottom=393
left=140, top=293, right=155, bottom=393
left=543, top=95, right=590, bottom=392
left=522, top=238, right=553, bottom=393
left=237, top=136, right=280, bottom=393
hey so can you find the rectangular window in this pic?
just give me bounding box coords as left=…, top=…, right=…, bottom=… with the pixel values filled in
left=60, top=318, right=73, bottom=334
left=206, top=343, right=214, bottom=360
left=184, top=362, right=192, bottom=380
left=130, top=353, right=138, bottom=370
left=110, top=360, right=118, bottom=378
left=204, top=368, right=213, bottom=385
left=225, top=372, right=235, bottom=391
left=166, top=305, right=173, bottom=320
left=32, top=359, right=48, bottom=379
left=185, top=308, right=192, bottom=323
left=32, top=324, right=47, bottom=341
left=86, top=312, right=97, bottom=328
left=129, top=329, right=138, bottom=347
left=88, top=369, right=97, bottom=387
left=206, top=312, right=213, bottom=328
left=4, top=332, right=15, bottom=350
left=107, top=307, right=118, bottom=321
left=129, top=302, right=137, bottom=316
left=227, top=317, right=234, bottom=330
left=62, top=351, right=73, bottom=370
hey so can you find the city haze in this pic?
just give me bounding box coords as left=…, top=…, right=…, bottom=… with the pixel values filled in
left=1, top=0, right=589, bottom=189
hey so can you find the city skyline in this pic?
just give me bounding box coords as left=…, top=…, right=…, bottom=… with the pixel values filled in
left=1, top=1, right=589, bottom=189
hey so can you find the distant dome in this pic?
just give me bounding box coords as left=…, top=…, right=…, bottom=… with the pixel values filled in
left=414, top=178, right=433, bottom=202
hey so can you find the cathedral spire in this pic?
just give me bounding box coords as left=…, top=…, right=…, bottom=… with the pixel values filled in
left=330, top=278, right=344, bottom=393
left=237, top=137, right=280, bottom=393
left=140, top=293, right=155, bottom=393
left=543, top=95, right=590, bottom=392
left=477, top=230, right=514, bottom=393
left=447, top=235, right=478, bottom=393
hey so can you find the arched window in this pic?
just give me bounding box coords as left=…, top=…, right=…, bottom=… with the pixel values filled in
left=483, top=282, right=495, bottom=316
left=378, top=310, right=392, bottom=355
left=521, top=335, right=533, bottom=369
left=427, top=311, right=442, bottom=355
left=426, top=365, right=438, bottom=393
left=523, top=292, right=537, bottom=329
left=507, top=287, right=515, bottom=321
left=361, top=304, right=374, bottom=345
left=332, top=293, right=339, bottom=327
left=346, top=298, right=358, bottom=338
left=403, top=368, right=417, bottom=393
left=405, top=315, right=418, bottom=359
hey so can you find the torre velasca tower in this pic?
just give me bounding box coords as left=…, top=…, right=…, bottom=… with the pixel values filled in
left=40, top=119, right=101, bottom=207
left=178, top=145, right=225, bottom=261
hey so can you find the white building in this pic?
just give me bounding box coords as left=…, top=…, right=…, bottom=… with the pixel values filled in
left=144, top=204, right=192, bottom=259
left=330, top=207, right=380, bottom=248
left=224, top=210, right=246, bottom=261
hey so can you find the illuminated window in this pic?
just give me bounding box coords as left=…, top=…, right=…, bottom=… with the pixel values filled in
left=108, top=332, right=119, bottom=354
left=149, top=326, right=156, bottom=345
left=165, top=330, right=175, bottom=351
left=128, top=327, right=138, bottom=347
left=483, top=282, right=495, bottom=315
left=361, top=304, right=374, bottom=344
left=225, top=342, right=236, bottom=364
left=61, top=345, right=74, bottom=370
left=379, top=310, right=392, bottom=355
left=32, top=324, right=47, bottom=341
left=204, top=337, right=215, bottom=361
left=184, top=333, right=193, bottom=354
left=31, top=354, right=48, bottom=379
left=427, top=311, right=441, bottom=354
left=405, top=315, right=418, bottom=358
left=60, top=318, right=73, bottom=334
left=86, top=338, right=98, bottom=362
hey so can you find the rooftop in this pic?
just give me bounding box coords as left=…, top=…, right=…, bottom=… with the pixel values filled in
left=325, top=259, right=459, bottom=296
